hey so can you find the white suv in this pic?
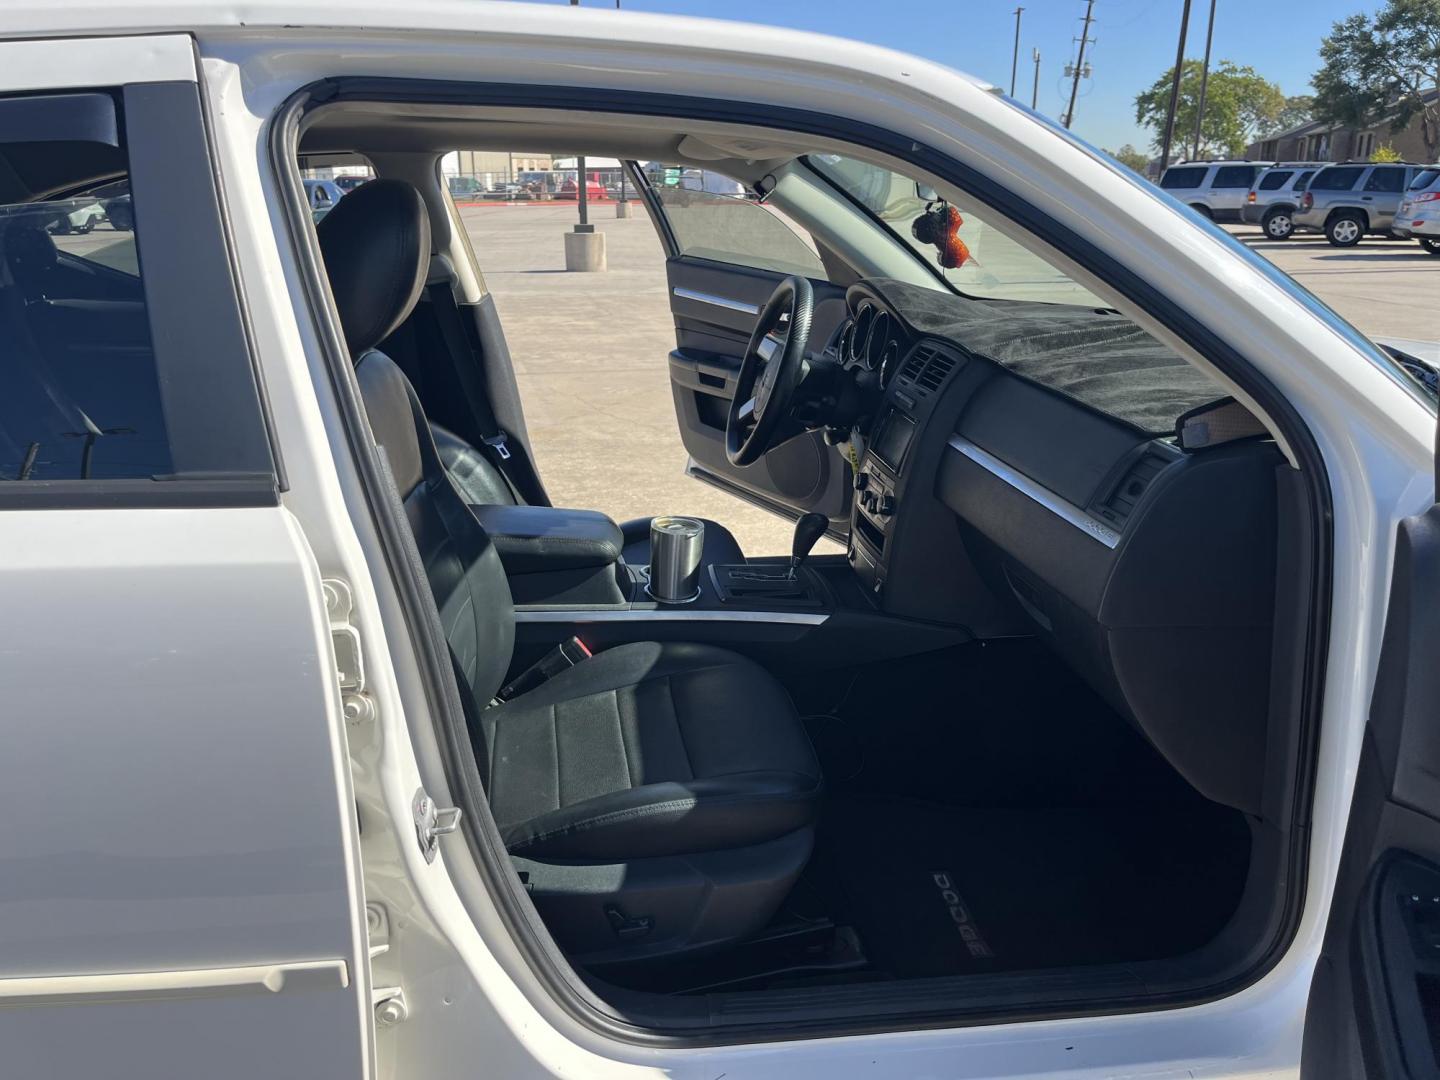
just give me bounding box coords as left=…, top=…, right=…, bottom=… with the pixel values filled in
left=1393, top=164, right=1440, bottom=255
left=1158, top=159, right=1274, bottom=222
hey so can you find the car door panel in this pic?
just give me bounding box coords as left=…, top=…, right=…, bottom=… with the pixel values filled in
left=1301, top=494, right=1440, bottom=1078
left=666, top=256, right=852, bottom=530
left=0, top=37, right=370, bottom=1077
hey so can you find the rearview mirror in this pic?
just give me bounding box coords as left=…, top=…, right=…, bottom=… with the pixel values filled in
left=915, top=182, right=938, bottom=202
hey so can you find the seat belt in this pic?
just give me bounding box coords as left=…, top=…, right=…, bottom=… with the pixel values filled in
left=425, top=278, right=524, bottom=504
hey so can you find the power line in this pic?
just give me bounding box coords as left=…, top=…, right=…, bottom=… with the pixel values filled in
left=1191, top=0, right=1217, bottom=158
left=1010, top=8, right=1025, bottom=97
left=1063, top=0, right=1096, bottom=129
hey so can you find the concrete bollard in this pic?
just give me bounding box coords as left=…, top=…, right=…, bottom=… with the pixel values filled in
left=615, top=200, right=631, bottom=219
left=564, top=227, right=607, bottom=272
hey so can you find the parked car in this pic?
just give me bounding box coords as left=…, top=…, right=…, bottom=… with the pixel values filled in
left=1, top=11, right=1438, bottom=1080
left=1241, top=162, right=1324, bottom=239
left=43, top=196, right=105, bottom=234
left=446, top=175, right=483, bottom=196
left=557, top=176, right=607, bottom=200
left=1292, top=161, right=1427, bottom=246
left=93, top=178, right=134, bottom=230
left=1392, top=164, right=1440, bottom=255
left=1157, top=159, right=1273, bottom=222
left=332, top=174, right=371, bottom=194
left=302, top=177, right=345, bottom=221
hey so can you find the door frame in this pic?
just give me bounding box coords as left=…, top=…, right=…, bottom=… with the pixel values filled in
left=267, top=71, right=1345, bottom=1047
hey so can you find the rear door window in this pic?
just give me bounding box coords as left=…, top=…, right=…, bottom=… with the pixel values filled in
left=1294, top=171, right=1315, bottom=192
left=1258, top=170, right=1292, bottom=191
left=1409, top=168, right=1440, bottom=191
left=1311, top=167, right=1364, bottom=191
left=1160, top=166, right=1208, bottom=190
left=0, top=88, right=273, bottom=497
left=1212, top=165, right=1258, bottom=189
left=1363, top=167, right=1407, bottom=193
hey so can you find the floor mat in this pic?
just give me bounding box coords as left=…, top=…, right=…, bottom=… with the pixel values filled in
left=813, top=796, right=1251, bottom=978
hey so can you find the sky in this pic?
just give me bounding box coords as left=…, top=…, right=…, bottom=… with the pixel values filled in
left=546, top=0, right=1386, bottom=153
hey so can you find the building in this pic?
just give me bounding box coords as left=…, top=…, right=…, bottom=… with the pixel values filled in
left=1248, top=88, right=1439, bottom=163
left=443, top=150, right=554, bottom=186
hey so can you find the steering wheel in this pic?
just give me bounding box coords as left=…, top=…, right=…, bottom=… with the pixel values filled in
left=726, top=275, right=814, bottom=467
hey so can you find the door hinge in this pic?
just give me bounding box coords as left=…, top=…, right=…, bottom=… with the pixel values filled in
left=322, top=579, right=365, bottom=691
left=323, top=579, right=375, bottom=725
left=373, top=985, right=408, bottom=1026
left=413, top=788, right=462, bottom=864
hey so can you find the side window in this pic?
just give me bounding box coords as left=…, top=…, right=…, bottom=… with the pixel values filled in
left=1212, top=166, right=1257, bottom=189
left=1294, top=171, right=1315, bottom=192
left=0, top=89, right=272, bottom=494
left=646, top=164, right=826, bottom=278
left=1363, top=168, right=1406, bottom=193
left=1311, top=167, right=1364, bottom=191
left=1258, top=170, right=1292, bottom=191
left=1159, top=166, right=1208, bottom=190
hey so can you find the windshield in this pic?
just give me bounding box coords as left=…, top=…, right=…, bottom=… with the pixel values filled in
left=805, top=154, right=1104, bottom=306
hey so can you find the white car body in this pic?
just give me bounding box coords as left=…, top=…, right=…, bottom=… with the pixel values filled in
left=0, top=5, right=1435, bottom=1079
left=1395, top=167, right=1440, bottom=242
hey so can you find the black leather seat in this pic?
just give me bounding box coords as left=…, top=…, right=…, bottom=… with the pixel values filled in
left=317, top=180, right=820, bottom=963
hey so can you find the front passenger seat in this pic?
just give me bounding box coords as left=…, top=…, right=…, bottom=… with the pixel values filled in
left=317, top=180, right=821, bottom=964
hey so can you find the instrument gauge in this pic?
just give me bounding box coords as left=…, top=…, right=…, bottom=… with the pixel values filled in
left=879, top=340, right=900, bottom=388
left=850, top=304, right=874, bottom=366
left=867, top=310, right=891, bottom=371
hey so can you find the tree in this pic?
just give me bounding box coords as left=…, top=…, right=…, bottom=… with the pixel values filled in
left=1135, top=60, right=1287, bottom=159
left=1312, top=0, right=1440, bottom=161
left=1268, top=94, right=1316, bottom=135
left=1106, top=144, right=1151, bottom=173
left=1371, top=143, right=1405, bottom=160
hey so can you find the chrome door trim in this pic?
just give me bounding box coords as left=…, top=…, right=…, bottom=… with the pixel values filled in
left=947, top=435, right=1121, bottom=549
left=515, top=606, right=827, bottom=626
left=672, top=287, right=760, bottom=316
left=0, top=959, right=349, bottom=1007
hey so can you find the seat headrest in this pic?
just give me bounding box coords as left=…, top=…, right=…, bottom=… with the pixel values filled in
left=316, top=179, right=431, bottom=359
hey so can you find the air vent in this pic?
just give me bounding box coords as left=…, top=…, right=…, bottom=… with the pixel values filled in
left=896, top=346, right=931, bottom=385
left=916, top=351, right=958, bottom=393
left=1093, top=448, right=1171, bottom=529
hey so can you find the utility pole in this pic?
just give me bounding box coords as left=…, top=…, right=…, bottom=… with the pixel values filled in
left=1191, top=0, right=1217, bottom=159
left=1010, top=8, right=1024, bottom=97
left=1031, top=48, right=1041, bottom=110
left=563, top=0, right=605, bottom=269
left=1063, top=0, right=1096, bottom=129
left=1158, top=0, right=1194, bottom=172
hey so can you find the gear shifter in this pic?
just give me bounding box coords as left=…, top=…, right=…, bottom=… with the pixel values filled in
left=789, top=512, right=829, bottom=579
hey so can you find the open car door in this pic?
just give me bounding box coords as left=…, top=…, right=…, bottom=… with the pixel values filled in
left=1301, top=401, right=1440, bottom=1078
left=631, top=162, right=852, bottom=535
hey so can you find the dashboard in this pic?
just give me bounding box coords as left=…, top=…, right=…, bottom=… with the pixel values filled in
left=833, top=279, right=1283, bottom=817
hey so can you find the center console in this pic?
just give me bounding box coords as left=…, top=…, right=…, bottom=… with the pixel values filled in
left=849, top=405, right=915, bottom=600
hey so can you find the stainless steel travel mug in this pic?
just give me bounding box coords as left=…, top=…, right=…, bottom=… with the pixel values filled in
left=646, top=516, right=705, bottom=603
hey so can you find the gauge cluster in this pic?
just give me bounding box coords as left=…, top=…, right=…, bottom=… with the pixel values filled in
left=839, top=300, right=904, bottom=389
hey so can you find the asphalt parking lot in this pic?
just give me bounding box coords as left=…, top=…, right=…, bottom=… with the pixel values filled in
left=459, top=202, right=1437, bottom=557
left=1220, top=224, right=1440, bottom=343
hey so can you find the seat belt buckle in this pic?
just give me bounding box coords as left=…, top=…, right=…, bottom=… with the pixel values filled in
left=483, top=433, right=512, bottom=461
left=496, top=636, right=591, bottom=701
